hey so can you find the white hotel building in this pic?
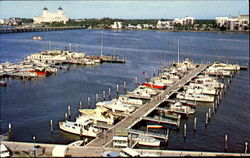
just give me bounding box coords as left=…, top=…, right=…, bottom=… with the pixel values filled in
left=33, top=7, right=69, bottom=24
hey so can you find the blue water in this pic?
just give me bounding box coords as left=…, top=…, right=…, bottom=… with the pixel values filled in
left=0, top=29, right=249, bottom=152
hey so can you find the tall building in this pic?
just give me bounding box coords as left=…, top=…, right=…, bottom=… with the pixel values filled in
left=33, top=7, right=69, bottom=24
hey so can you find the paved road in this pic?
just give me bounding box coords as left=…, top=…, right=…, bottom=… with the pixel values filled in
left=86, top=64, right=209, bottom=148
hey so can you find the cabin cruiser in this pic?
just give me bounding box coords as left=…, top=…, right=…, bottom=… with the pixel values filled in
left=176, top=92, right=215, bottom=103
left=118, top=95, right=144, bottom=105
left=193, top=78, right=224, bottom=89
left=184, top=85, right=218, bottom=96
left=143, top=80, right=167, bottom=90
left=212, top=62, right=240, bottom=71
left=59, top=115, right=101, bottom=137
left=168, top=102, right=195, bottom=115
left=96, top=99, right=136, bottom=115
left=127, top=85, right=159, bottom=98
left=79, top=107, right=115, bottom=125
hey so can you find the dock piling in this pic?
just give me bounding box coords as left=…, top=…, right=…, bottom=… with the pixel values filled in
left=208, top=108, right=211, bottom=120
left=67, top=105, right=71, bottom=119
left=135, top=77, right=138, bottom=85
left=116, top=84, right=119, bottom=99
left=224, top=134, right=228, bottom=151
left=245, top=142, right=248, bottom=154
left=108, top=88, right=111, bottom=99
left=194, top=117, right=197, bottom=132
left=8, top=123, right=12, bottom=140
left=103, top=90, right=106, bottom=101
left=88, top=97, right=91, bottom=108
left=79, top=101, right=82, bottom=109
left=123, top=81, right=127, bottom=94
left=65, top=112, right=68, bottom=120
left=50, top=120, right=53, bottom=133
left=212, top=104, right=215, bottom=114
left=205, top=113, right=208, bottom=127
left=184, top=123, right=187, bottom=139
left=96, top=93, right=99, bottom=103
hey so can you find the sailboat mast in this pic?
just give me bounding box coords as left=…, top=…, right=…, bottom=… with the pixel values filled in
left=177, top=37, right=180, bottom=63
left=100, top=31, right=104, bottom=56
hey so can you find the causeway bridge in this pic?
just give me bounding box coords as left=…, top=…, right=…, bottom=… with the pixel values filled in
left=0, top=26, right=84, bottom=34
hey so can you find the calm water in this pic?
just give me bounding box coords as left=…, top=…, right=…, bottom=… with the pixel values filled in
left=0, top=29, right=249, bottom=152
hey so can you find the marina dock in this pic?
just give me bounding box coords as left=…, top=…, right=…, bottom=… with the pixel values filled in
left=85, top=64, right=209, bottom=148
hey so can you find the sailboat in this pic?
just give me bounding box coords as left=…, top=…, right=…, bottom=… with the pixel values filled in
left=99, top=30, right=126, bottom=63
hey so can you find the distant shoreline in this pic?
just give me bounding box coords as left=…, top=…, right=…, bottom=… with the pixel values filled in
left=90, top=28, right=250, bottom=34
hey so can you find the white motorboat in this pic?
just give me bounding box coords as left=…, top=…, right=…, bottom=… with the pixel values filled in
left=168, top=102, right=195, bottom=115
left=212, top=62, right=240, bottom=71
left=118, top=95, right=144, bottom=105
left=79, top=107, right=115, bottom=125
left=184, top=85, right=218, bottom=96
left=176, top=92, right=215, bottom=103
left=194, top=78, right=224, bottom=89
left=59, top=115, right=101, bottom=137
left=135, top=85, right=159, bottom=96
left=133, top=135, right=161, bottom=147
left=96, top=99, right=136, bottom=114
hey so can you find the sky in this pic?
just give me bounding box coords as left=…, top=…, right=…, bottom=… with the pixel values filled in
left=0, top=0, right=249, bottom=19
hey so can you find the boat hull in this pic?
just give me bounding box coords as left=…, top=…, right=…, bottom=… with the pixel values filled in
left=143, top=82, right=166, bottom=90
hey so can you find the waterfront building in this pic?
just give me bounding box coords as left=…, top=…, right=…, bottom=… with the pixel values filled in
left=127, top=24, right=137, bottom=29
left=33, top=7, right=69, bottom=24
left=215, top=14, right=249, bottom=31
left=156, top=20, right=174, bottom=29
left=173, top=17, right=195, bottom=25
left=111, top=22, right=123, bottom=29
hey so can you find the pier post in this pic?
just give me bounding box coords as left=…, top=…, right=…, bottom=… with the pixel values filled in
left=153, top=69, right=156, bottom=77
left=145, top=72, right=148, bottom=82
left=212, top=104, right=215, bottom=114
left=184, top=123, right=187, bottom=139
left=8, top=123, right=12, bottom=140
left=123, top=81, right=127, bottom=94
left=65, top=113, right=68, bottom=120
left=108, top=88, right=111, bottom=99
left=79, top=101, right=82, bottom=109
left=165, top=128, right=169, bottom=144
left=208, top=108, right=211, bottom=120
left=214, top=99, right=218, bottom=110
left=205, top=113, right=208, bottom=127
left=33, top=135, right=36, bottom=148
left=245, top=142, right=248, bottom=154
left=88, top=97, right=91, bottom=108
left=177, top=115, right=181, bottom=129
left=96, top=93, right=99, bottom=103
left=224, top=134, right=228, bottom=152
left=116, top=84, right=119, bottom=99
left=135, top=77, right=138, bottom=85
left=50, top=120, right=53, bottom=133
left=103, top=90, right=106, bottom=101
left=194, top=117, right=197, bottom=132
left=68, top=105, right=71, bottom=119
